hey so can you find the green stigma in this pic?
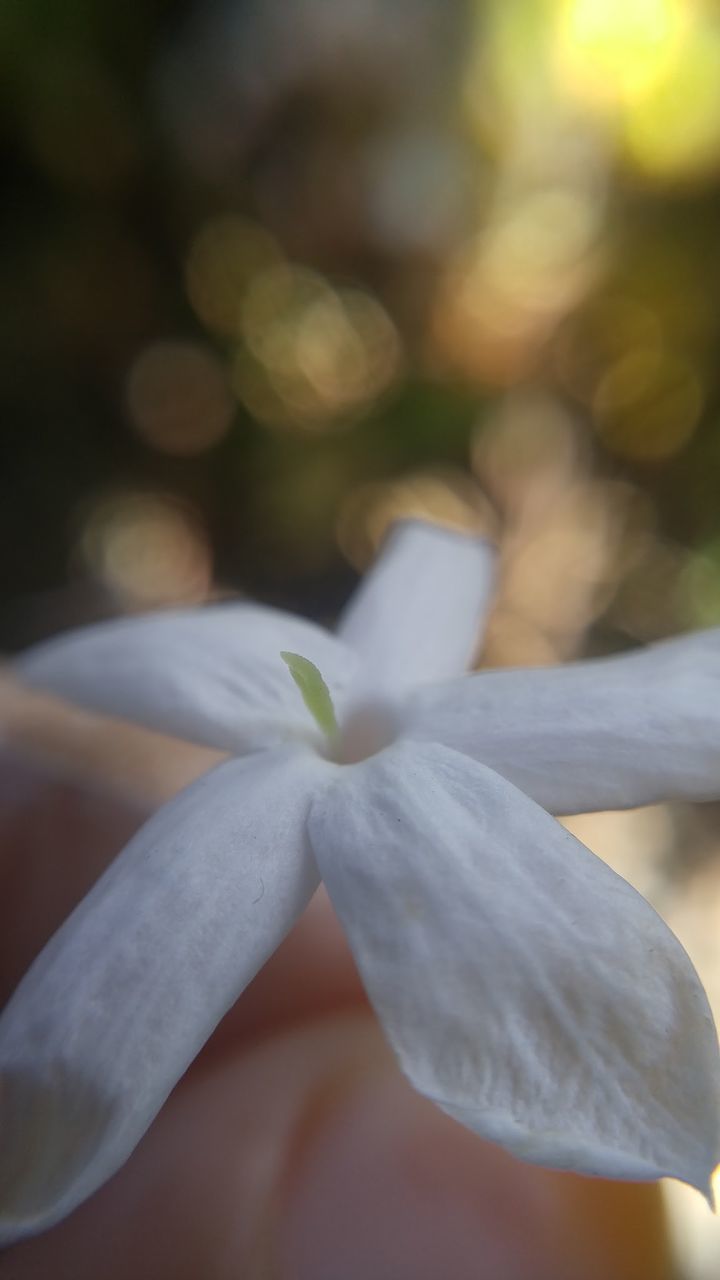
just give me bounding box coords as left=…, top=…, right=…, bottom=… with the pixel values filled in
left=280, top=651, right=338, bottom=738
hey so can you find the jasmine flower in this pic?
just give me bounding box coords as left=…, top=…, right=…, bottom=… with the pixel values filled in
left=1, top=520, right=719, bottom=1244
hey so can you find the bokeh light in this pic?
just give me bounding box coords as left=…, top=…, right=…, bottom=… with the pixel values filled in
left=125, top=341, right=235, bottom=456
left=430, top=181, right=602, bottom=385
left=608, top=540, right=687, bottom=641
left=337, top=470, right=497, bottom=570
left=471, top=393, right=581, bottom=515
left=593, top=350, right=703, bottom=461
left=472, top=392, right=650, bottom=664
left=232, top=265, right=402, bottom=430
left=184, top=216, right=282, bottom=338
left=76, top=493, right=212, bottom=609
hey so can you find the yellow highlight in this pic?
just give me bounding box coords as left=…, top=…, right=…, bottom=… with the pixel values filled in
left=554, top=0, right=688, bottom=106
left=624, top=22, right=720, bottom=179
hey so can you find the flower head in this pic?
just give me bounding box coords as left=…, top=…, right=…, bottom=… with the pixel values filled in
left=2, top=520, right=720, bottom=1242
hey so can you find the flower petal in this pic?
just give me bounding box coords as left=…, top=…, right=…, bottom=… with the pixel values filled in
left=16, top=604, right=358, bottom=754
left=336, top=521, right=496, bottom=692
left=0, top=746, right=331, bottom=1243
left=402, top=629, right=720, bottom=813
left=309, top=739, right=720, bottom=1195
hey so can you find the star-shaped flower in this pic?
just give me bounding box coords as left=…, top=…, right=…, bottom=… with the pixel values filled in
left=2, top=520, right=719, bottom=1243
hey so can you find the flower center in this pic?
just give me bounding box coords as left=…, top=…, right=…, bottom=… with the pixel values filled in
left=281, top=650, right=398, bottom=764
left=331, top=698, right=399, bottom=765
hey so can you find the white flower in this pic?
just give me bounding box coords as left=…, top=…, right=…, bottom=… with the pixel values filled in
left=1, top=520, right=720, bottom=1244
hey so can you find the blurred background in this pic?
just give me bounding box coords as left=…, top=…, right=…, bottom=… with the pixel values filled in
left=3, top=0, right=720, bottom=1273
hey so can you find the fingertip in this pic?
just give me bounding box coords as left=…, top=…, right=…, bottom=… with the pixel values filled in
left=0, top=1015, right=387, bottom=1279
left=0, top=1012, right=672, bottom=1280
left=278, top=1069, right=673, bottom=1280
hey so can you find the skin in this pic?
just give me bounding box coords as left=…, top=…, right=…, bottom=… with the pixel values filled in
left=0, top=676, right=673, bottom=1279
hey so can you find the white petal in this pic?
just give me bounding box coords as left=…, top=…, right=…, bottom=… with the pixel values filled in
left=0, top=746, right=331, bottom=1243
left=336, top=521, right=496, bottom=692
left=402, top=629, right=720, bottom=813
left=17, top=604, right=358, bottom=754
left=309, top=740, right=720, bottom=1194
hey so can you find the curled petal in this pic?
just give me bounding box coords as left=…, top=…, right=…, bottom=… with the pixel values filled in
left=336, top=521, right=496, bottom=693
left=403, top=629, right=720, bottom=813
left=16, top=605, right=358, bottom=754
left=0, top=746, right=332, bottom=1243
left=309, top=740, right=720, bottom=1195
